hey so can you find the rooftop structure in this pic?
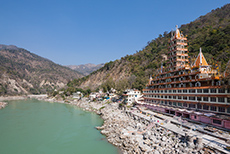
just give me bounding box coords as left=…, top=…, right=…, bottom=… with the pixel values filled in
left=142, top=26, right=230, bottom=129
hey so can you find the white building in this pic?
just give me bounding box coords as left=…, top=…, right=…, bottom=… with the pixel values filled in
left=73, top=91, right=83, bottom=99
left=89, top=93, right=97, bottom=101
left=123, top=89, right=142, bottom=105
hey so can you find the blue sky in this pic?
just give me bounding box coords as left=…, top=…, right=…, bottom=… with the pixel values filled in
left=0, top=0, right=229, bottom=65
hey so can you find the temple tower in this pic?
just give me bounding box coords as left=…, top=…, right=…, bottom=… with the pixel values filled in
left=169, top=26, right=189, bottom=70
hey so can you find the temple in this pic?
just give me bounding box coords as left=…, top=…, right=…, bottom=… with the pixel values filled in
left=141, top=26, right=230, bottom=129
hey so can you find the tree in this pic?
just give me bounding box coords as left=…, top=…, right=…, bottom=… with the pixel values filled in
left=128, top=75, right=137, bottom=88
left=86, top=88, right=91, bottom=95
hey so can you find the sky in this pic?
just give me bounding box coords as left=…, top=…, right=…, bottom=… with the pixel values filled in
left=0, top=0, right=229, bottom=65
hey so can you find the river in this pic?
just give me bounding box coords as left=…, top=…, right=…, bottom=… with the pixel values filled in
left=0, top=99, right=119, bottom=154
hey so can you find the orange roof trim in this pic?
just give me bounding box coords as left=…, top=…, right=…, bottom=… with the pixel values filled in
left=193, top=48, right=209, bottom=67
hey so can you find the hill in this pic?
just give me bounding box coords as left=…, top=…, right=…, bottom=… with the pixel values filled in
left=66, top=63, right=104, bottom=76
left=68, top=3, right=230, bottom=93
left=0, top=45, right=83, bottom=95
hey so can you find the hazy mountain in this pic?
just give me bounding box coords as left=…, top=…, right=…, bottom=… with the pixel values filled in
left=66, top=63, right=104, bottom=76
left=0, top=45, right=83, bottom=95
left=68, top=4, right=230, bottom=92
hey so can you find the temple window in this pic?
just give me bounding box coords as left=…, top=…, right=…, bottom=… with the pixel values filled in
left=203, top=105, right=209, bottom=110
left=189, top=104, right=196, bottom=108
left=183, top=96, right=187, bottom=100
left=203, top=97, right=208, bottom=101
left=213, top=119, right=221, bottom=125
left=203, top=89, right=209, bottom=93
left=197, top=89, right=202, bottom=93
left=218, top=107, right=225, bottom=113
left=227, top=107, right=230, bottom=113
left=218, top=88, right=225, bottom=93
left=210, top=89, right=216, bottom=93
left=210, top=106, right=217, bottom=111
left=211, top=97, right=216, bottom=102
left=218, top=97, right=225, bottom=103
left=197, top=104, right=202, bottom=109
left=197, top=97, right=202, bottom=101
left=227, top=97, right=230, bottom=103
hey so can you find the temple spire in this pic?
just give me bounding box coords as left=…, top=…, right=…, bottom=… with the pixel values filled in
left=193, top=48, right=209, bottom=67
left=175, top=25, right=181, bottom=39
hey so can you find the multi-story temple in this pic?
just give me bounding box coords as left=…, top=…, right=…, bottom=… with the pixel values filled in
left=142, top=26, right=230, bottom=129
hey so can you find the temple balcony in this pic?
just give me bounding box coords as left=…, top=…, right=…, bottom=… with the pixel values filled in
left=168, top=42, right=187, bottom=48
left=171, top=58, right=189, bottom=63
left=168, top=48, right=188, bottom=53
left=149, top=76, right=216, bottom=86
left=168, top=53, right=188, bottom=59
left=175, top=47, right=188, bottom=51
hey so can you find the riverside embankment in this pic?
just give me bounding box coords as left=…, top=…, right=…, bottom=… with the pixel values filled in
left=65, top=99, right=221, bottom=154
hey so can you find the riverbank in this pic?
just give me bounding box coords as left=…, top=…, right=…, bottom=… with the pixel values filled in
left=61, top=99, right=219, bottom=154
left=0, top=96, right=27, bottom=101
left=0, top=94, right=47, bottom=101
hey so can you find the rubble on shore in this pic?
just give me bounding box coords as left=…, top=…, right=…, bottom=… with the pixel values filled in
left=72, top=100, right=220, bottom=154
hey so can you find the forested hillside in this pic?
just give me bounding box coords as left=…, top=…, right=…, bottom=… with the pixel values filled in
left=68, top=4, right=230, bottom=93
left=0, top=45, right=83, bottom=95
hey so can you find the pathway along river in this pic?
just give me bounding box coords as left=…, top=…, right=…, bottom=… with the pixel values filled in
left=0, top=99, right=119, bottom=154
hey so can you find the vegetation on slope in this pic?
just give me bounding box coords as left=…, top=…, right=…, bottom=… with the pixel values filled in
left=0, top=45, right=83, bottom=95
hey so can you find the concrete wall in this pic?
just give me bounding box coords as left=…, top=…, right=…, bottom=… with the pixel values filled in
left=224, top=120, right=230, bottom=129
left=200, top=116, right=211, bottom=124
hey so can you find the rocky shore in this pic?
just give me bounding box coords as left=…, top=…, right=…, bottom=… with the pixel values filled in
left=68, top=100, right=220, bottom=154
left=0, top=102, right=7, bottom=109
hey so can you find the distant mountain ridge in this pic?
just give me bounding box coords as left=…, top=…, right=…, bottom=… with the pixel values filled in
left=0, top=45, right=83, bottom=95
left=66, top=63, right=104, bottom=76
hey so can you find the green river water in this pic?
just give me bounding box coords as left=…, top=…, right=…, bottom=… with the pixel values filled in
left=0, top=99, right=119, bottom=154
